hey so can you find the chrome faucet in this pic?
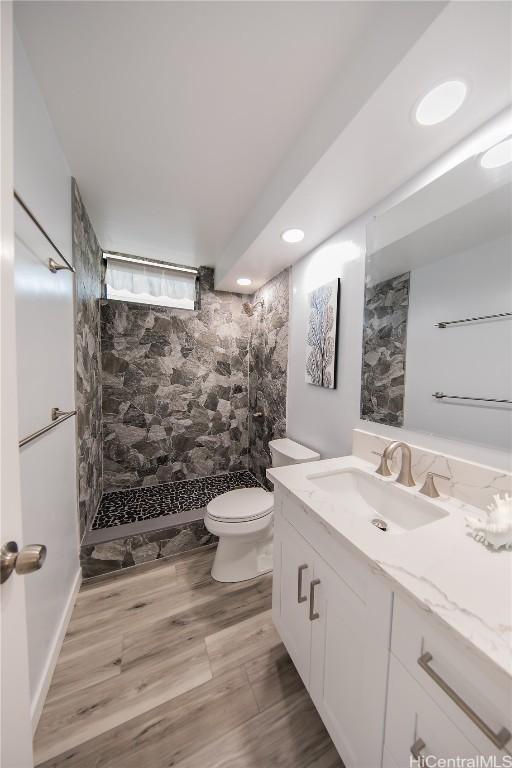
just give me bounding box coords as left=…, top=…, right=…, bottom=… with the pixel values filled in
left=380, top=441, right=415, bottom=487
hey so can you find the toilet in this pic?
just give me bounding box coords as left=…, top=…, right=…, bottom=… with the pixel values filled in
left=205, top=438, right=320, bottom=582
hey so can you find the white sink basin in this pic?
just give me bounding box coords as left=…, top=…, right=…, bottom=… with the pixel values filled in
left=308, top=468, right=449, bottom=534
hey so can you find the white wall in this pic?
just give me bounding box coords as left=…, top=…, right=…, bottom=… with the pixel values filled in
left=287, top=110, right=512, bottom=472
left=13, top=29, right=80, bottom=728
left=404, top=235, right=511, bottom=453
left=288, top=233, right=366, bottom=460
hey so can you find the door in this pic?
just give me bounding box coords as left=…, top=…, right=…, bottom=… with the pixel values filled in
left=1, top=3, right=35, bottom=765
left=272, top=512, right=313, bottom=684
left=309, top=555, right=368, bottom=768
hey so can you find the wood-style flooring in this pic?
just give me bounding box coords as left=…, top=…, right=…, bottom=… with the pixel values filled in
left=34, top=546, right=343, bottom=768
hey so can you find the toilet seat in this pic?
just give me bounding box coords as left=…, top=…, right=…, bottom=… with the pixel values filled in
left=206, top=488, right=274, bottom=523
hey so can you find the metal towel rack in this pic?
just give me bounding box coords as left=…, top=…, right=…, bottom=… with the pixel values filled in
left=435, top=312, right=512, bottom=328
left=14, top=191, right=75, bottom=274
left=19, top=408, right=77, bottom=448
left=433, top=392, right=512, bottom=405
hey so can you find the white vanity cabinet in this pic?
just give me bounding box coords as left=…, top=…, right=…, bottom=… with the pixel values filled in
left=272, top=494, right=392, bottom=768
left=385, top=594, right=512, bottom=765
left=272, top=487, right=512, bottom=768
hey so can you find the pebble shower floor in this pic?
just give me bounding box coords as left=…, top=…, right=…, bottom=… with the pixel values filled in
left=92, top=470, right=263, bottom=529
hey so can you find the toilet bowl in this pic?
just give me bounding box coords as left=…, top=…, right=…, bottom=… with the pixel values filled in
left=205, top=438, right=320, bottom=582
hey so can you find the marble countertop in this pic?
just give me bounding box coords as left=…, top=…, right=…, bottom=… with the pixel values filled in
left=268, top=455, right=512, bottom=679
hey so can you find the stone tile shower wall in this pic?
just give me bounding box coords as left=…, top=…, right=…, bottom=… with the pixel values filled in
left=248, top=268, right=289, bottom=485
left=361, top=271, right=409, bottom=427
left=72, top=179, right=103, bottom=538
left=101, top=268, right=251, bottom=491
left=81, top=520, right=216, bottom=579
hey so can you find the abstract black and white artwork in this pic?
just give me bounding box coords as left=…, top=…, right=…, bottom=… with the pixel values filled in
left=305, top=277, right=340, bottom=389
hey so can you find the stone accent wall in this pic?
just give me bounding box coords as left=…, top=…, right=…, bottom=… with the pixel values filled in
left=361, top=272, right=409, bottom=427
left=248, top=268, right=289, bottom=485
left=72, top=179, right=103, bottom=538
left=101, top=268, right=250, bottom=491
left=80, top=520, right=215, bottom=579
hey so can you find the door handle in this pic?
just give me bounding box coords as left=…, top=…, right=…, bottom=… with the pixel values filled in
left=309, top=579, right=320, bottom=621
left=297, top=564, right=308, bottom=603
left=1, top=542, right=47, bottom=584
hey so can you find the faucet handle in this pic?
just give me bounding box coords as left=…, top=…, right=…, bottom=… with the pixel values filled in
left=419, top=471, right=451, bottom=498
left=372, top=450, right=392, bottom=477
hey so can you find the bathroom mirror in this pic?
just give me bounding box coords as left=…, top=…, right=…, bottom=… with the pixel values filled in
left=362, top=140, right=512, bottom=453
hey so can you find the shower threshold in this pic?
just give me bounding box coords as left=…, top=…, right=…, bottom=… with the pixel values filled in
left=84, top=506, right=206, bottom=547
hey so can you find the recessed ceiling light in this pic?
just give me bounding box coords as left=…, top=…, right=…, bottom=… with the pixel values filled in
left=480, top=137, right=512, bottom=169
left=281, top=228, right=304, bottom=244
left=415, top=80, right=467, bottom=126
left=237, top=277, right=252, bottom=286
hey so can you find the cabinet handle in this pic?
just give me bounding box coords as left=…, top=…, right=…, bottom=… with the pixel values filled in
left=410, top=738, right=427, bottom=766
left=309, top=579, right=320, bottom=621
left=418, top=652, right=511, bottom=750
left=297, top=564, right=308, bottom=604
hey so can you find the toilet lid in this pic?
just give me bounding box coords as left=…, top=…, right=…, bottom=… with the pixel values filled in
left=206, top=488, right=274, bottom=523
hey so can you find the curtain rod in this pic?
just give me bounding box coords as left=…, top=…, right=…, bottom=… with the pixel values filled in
left=103, top=252, right=198, bottom=275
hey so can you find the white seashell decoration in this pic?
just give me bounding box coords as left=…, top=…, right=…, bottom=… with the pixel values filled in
left=465, top=493, right=512, bottom=550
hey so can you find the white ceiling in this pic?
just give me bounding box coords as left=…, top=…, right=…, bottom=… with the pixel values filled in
left=13, top=1, right=407, bottom=265
left=216, top=1, right=512, bottom=291
left=14, top=2, right=512, bottom=293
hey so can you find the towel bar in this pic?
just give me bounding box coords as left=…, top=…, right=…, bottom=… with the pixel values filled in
left=19, top=409, right=77, bottom=448
left=433, top=392, right=511, bottom=405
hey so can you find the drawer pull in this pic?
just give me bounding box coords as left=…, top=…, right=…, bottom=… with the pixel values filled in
left=297, top=564, right=308, bottom=604
left=309, top=579, right=320, bottom=621
left=410, top=738, right=427, bottom=766
left=418, top=652, right=511, bottom=750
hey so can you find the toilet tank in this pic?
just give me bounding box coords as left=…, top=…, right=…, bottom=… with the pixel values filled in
left=269, top=438, right=320, bottom=467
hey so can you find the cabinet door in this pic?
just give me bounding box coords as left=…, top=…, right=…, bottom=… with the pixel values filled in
left=272, top=512, right=313, bottom=685
left=309, top=555, right=374, bottom=768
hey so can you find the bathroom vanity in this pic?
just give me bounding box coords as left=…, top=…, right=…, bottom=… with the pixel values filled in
left=268, top=448, right=512, bottom=768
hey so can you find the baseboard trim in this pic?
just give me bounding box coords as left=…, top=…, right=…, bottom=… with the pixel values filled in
left=31, top=567, right=82, bottom=733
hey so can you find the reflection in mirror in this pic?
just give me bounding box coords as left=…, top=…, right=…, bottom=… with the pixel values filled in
left=362, top=140, right=512, bottom=453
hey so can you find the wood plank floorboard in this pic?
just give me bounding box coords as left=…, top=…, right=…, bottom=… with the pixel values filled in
left=36, top=669, right=259, bottom=768
left=34, top=547, right=343, bottom=768
left=46, top=637, right=123, bottom=704
left=171, top=689, right=339, bottom=768
left=205, top=609, right=282, bottom=677
left=243, top=641, right=303, bottom=712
